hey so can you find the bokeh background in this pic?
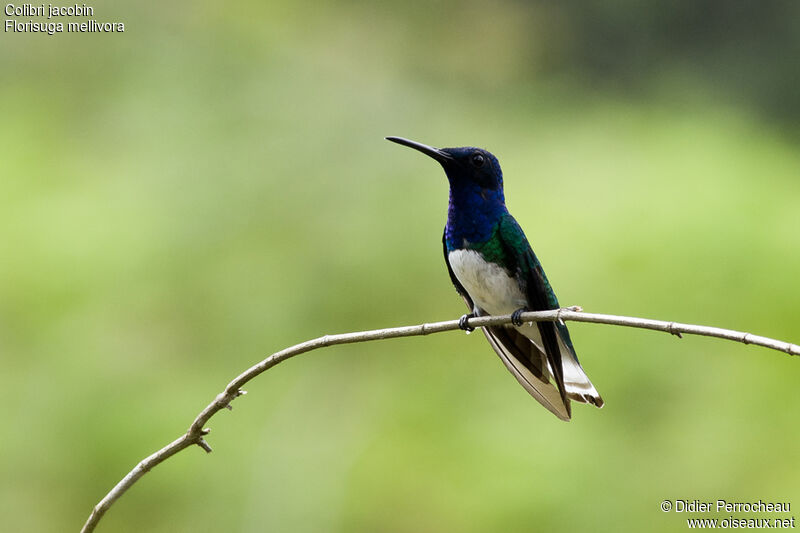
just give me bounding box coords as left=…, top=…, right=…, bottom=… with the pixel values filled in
left=2, top=1, right=799, bottom=531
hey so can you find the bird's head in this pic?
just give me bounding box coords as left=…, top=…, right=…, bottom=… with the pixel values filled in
left=386, top=137, right=504, bottom=193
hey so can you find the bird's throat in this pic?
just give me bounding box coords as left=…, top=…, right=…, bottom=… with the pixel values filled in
left=445, top=185, right=506, bottom=250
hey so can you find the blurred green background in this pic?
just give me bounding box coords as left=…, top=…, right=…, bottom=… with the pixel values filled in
left=2, top=1, right=799, bottom=531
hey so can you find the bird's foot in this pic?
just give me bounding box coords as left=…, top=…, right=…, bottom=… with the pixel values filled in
left=458, top=313, right=476, bottom=332
left=511, top=308, right=529, bottom=327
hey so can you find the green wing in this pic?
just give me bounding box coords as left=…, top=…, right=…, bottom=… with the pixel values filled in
left=497, top=213, right=603, bottom=409
left=496, top=213, right=559, bottom=310
left=496, top=213, right=570, bottom=413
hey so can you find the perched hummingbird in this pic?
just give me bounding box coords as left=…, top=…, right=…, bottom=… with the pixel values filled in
left=387, top=136, right=603, bottom=420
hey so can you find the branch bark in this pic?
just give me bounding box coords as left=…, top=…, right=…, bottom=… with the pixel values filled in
left=80, top=308, right=799, bottom=532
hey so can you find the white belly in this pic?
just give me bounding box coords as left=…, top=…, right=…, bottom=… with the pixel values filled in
left=448, top=249, right=527, bottom=316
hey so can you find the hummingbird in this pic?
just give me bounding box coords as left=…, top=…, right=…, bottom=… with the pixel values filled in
left=386, top=136, right=603, bottom=420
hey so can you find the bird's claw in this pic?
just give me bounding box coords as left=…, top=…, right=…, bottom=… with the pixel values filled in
left=458, top=313, right=475, bottom=332
left=511, top=308, right=528, bottom=327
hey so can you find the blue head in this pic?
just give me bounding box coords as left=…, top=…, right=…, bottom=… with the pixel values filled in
left=387, top=136, right=507, bottom=247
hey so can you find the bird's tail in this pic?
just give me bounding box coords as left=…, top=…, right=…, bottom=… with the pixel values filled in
left=481, top=319, right=603, bottom=420
left=554, top=323, right=604, bottom=408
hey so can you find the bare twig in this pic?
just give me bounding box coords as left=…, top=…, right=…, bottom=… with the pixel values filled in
left=80, top=308, right=799, bottom=532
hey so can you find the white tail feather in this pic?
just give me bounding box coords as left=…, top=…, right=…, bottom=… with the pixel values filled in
left=514, top=322, right=604, bottom=408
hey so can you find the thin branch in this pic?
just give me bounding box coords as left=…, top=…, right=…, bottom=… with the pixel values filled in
left=81, top=308, right=799, bottom=532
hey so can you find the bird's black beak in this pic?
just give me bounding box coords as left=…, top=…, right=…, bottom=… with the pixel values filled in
left=385, top=136, right=453, bottom=163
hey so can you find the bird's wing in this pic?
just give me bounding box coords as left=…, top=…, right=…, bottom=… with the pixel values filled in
left=496, top=213, right=571, bottom=416
left=442, top=230, right=571, bottom=420
left=498, top=213, right=603, bottom=409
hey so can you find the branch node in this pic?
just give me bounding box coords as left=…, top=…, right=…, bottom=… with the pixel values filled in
left=200, top=428, right=211, bottom=435
left=219, top=389, right=248, bottom=411
left=742, top=333, right=752, bottom=345
left=197, top=438, right=213, bottom=453
left=668, top=322, right=683, bottom=339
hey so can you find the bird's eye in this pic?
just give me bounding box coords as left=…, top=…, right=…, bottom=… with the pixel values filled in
left=471, top=153, right=485, bottom=167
